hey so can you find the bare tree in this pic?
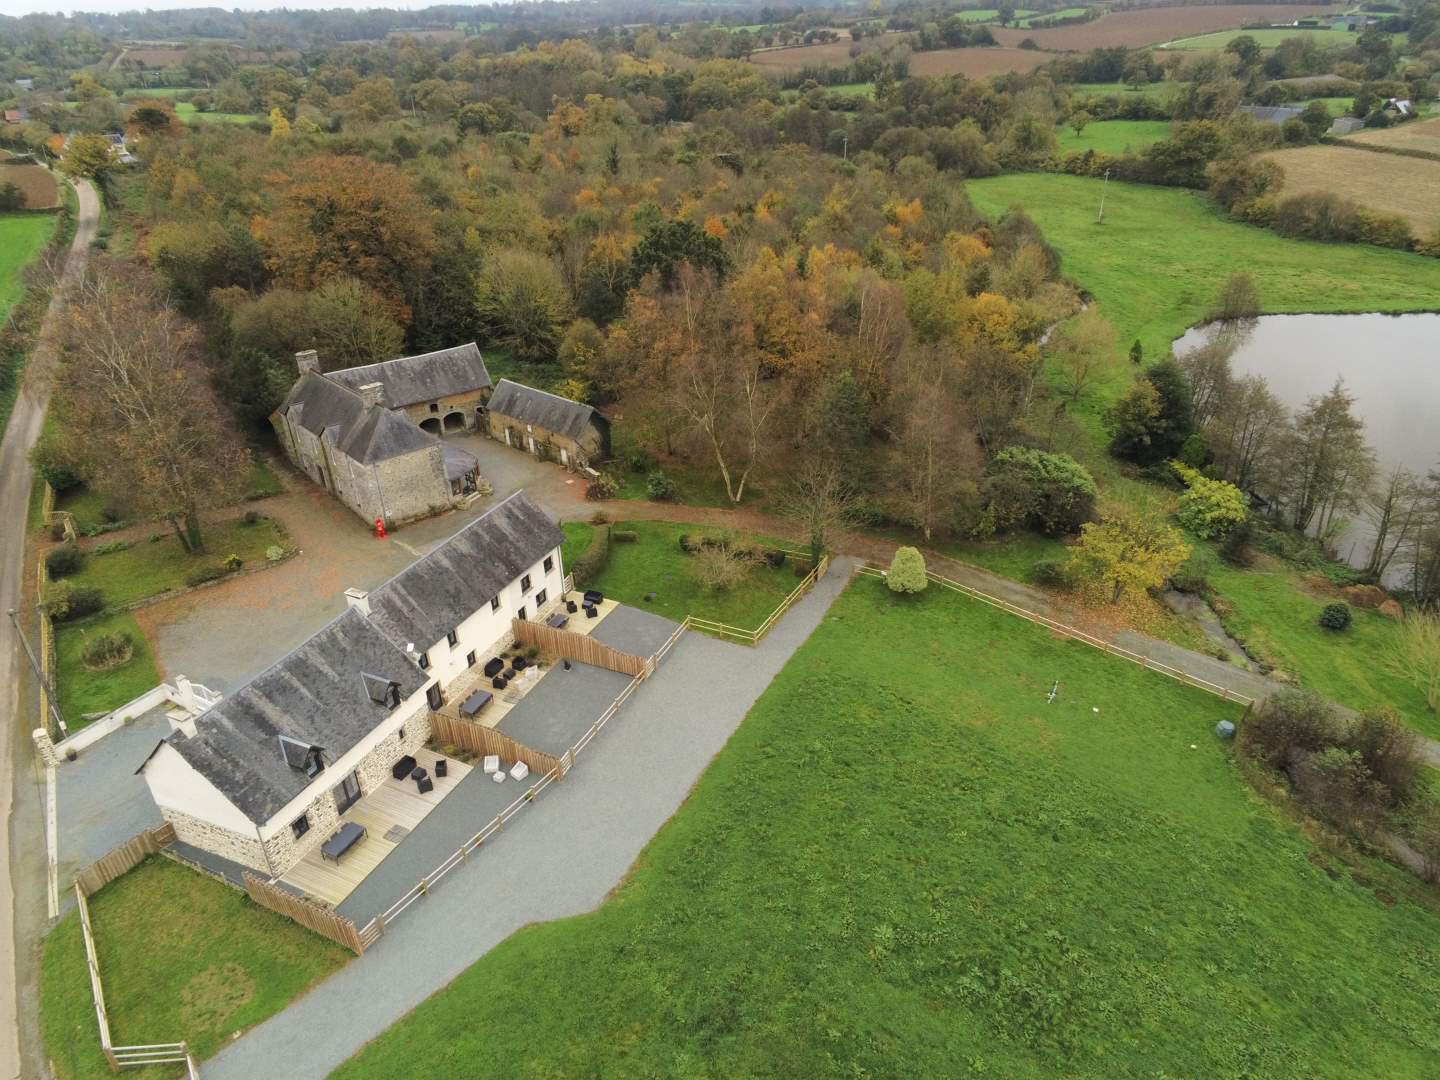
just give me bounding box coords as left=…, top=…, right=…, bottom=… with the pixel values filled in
left=1209, top=374, right=1289, bottom=491
left=892, top=346, right=973, bottom=541
left=1177, top=334, right=1237, bottom=431
left=1278, top=379, right=1374, bottom=534
left=1049, top=309, right=1117, bottom=403
left=56, top=262, right=251, bottom=552
left=781, top=456, right=856, bottom=564
left=1363, top=465, right=1426, bottom=582
left=673, top=343, right=780, bottom=506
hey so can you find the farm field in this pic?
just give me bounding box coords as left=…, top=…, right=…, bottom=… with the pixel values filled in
left=335, top=575, right=1440, bottom=1080
left=173, top=101, right=259, bottom=124
left=0, top=150, right=59, bottom=209
left=1257, top=145, right=1440, bottom=233
left=751, top=40, right=1051, bottom=76
left=41, top=857, right=349, bottom=1080
left=1069, top=79, right=1178, bottom=100
left=965, top=174, right=1440, bottom=439
left=953, top=6, right=1036, bottom=20
left=989, top=3, right=1337, bottom=49
left=1344, top=115, right=1440, bottom=156
left=1161, top=27, right=1361, bottom=48
left=1056, top=118, right=1171, bottom=154
left=1018, top=5, right=1092, bottom=26
left=0, top=212, right=55, bottom=320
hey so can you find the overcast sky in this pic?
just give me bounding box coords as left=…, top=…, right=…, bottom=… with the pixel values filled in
left=0, top=0, right=450, bottom=15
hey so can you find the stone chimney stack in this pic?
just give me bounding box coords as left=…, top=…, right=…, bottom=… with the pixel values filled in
left=358, top=382, right=386, bottom=410
left=344, top=587, right=371, bottom=617
left=295, top=349, right=320, bottom=377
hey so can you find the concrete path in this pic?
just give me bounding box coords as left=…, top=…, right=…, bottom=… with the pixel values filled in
left=205, top=556, right=856, bottom=1080
left=0, top=177, right=99, bottom=1080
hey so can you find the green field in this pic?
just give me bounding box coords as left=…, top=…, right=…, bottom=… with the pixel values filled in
left=1070, top=80, right=1176, bottom=101
left=336, top=575, right=1439, bottom=1079
left=41, top=857, right=348, bottom=1080
left=1161, top=27, right=1363, bottom=49
left=1208, top=559, right=1438, bottom=739
left=54, top=611, right=159, bottom=727
left=1018, top=5, right=1089, bottom=26
left=1056, top=119, right=1171, bottom=154
left=173, top=101, right=260, bottom=124
left=0, top=214, right=56, bottom=321
left=954, top=7, right=1036, bottom=21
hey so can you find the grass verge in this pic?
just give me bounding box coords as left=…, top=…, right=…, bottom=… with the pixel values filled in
left=54, top=611, right=159, bottom=726
left=335, top=575, right=1440, bottom=1079
left=41, top=856, right=349, bottom=1080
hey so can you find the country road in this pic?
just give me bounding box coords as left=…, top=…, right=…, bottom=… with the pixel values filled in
left=0, top=177, right=99, bottom=1080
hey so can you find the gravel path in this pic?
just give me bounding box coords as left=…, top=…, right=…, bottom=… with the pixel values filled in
left=204, top=557, right=857, bottom=1080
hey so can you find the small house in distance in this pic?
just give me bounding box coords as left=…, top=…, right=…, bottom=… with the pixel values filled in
left=485, top=379, right=610, bottom=471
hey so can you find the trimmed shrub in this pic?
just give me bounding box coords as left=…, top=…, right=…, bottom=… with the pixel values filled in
left=45, top=545, right=83, bottom=578
left=28, top=431, right=80, bottom=492
left=1031, top=559, right=1070, bottom=588
left=886, top=547, right=927, bottom=594
left=80, top=631, right=133, bottom=671
left=1173, top=462, right=1247, bottom=540
left=93, top=540, right=130, bottom=556
left=243, top=510, right=261, bottom=525
left=572, top=524, right=612, bottom=587
left=585, top=473, right=618, bottom=501
left=185, top=565, right=229, bottom=587
left=1318, top=602, right=1352, bottom=631
left=46, top=584, right=104, bottom=622
left=612, top=529, right=638, bottom=543
left=265, top=545, right=286, bottom=562
left=690, top=545, right=749, bottom=592
left=646, top=471, right=677, bottom=502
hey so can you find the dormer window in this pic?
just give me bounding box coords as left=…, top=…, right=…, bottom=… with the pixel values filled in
left=386, top=684, right=401, bottom=710
left=279, top=735, right=326, bottom=778
left=363, top=672, right=402, bottom=710
left=304, top=749, right=324, bottom=778
left=417, top=652, right=430, bottom=670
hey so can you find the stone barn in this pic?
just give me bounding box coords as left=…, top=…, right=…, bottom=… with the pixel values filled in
left=321, top=342, right=493, bottom=437
left=485, top=379, right=610, bottom=471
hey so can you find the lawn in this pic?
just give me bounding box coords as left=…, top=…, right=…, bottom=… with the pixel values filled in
left=59, top=516, right=288, bottom=609
left=1055, top=118, right=1171, bottom=154
left=55, top=461, right=283, bottom=531
left=336, top=575, right=1440, bottom=1079
left=559, top=519, right=593, bottom=570
left=1208, top=558, right=1438, bottom=739
left=54, top=611, right=159, bottom=727
left=41, top=856, right=349, bottom=1080
left=582, top=519, right=808, bottom=629
left=0, top=212, right=56, bottom=322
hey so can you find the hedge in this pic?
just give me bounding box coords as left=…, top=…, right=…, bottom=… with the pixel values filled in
left=572, top=523, right=612, bottom=587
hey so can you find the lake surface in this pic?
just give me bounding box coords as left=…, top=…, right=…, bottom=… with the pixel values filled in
left=1173, top=312, right=1440, bottom=574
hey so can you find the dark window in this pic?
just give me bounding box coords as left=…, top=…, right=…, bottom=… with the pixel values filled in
left=426, top=684, right=443, bottom=710
left=447, top=628, right=459, bottom=647
left=291, top=813, right=310, bottom=840
left=520, top=574, right=532, bottom=593
left=387, top=684, right=400, bottom=709
left=517, top=606, right=527, bottom=622
left=535, top=588, right=547, bottom=607
left=417, top=652, right=430, bottom=670
left=304, top=750, right=325, bottom=779
left=399, top=726, right=406, bottom=741
left=490, top=595, right=501, bottom=612
left=466, top=650, right=476, bottom=668
left=429, top=403, right=439, bottom=413
left=543, top=555, right=554, bottom=574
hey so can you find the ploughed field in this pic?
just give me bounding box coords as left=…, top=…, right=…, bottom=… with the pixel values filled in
left=1343, top=115, right=1440, bottom=157
left=1257, top=145, right=1440, bottom=233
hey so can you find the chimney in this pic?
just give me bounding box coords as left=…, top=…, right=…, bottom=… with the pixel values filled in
left=168, top=713, right=197, bottom=739
left=295, top=349, right=320, bottom=377
left=344, top=587, right=371, bottom=617
left=358, top=382, right=385, bottom=409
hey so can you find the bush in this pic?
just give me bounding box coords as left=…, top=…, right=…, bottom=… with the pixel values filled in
left=80, top=631, right=133, bottom=671
left=28, top=431, right=80, bottom=492
left=265, top=545, right=286, bottom=562
left=45, top=545, right=83, bottom=578
left=572, top=524, right=612, bottom=587
left=1031, top=559, right=1070, bottom=588
left=646, top=471, right=677, bottom=502
left=1318, top=602, right=1352, bottom=631
left=612, top=529, right=638, bottom=543
left=689, top=545, right=749, bottom=592
left=1347, top=708, right=1424, bottom=808
left=46, top=583, right=104, bottom=622
left=223, top=553, right=243, bottom=571
left=886, top=547, right=927, bottom=594
left=586, top=473, right=618, bottom=501
left=1236, top=690, right=1343, bottom=772
left=589, top=510, right=609, bottom=525
left=765, top=549, right=786, bottom=569
left=185, top=564, right=229, bottom=587
left=93, top=539, right=130, bottom=556
left=243, top=510, right=261, bottom=525
left=1172, top=462, right=1247, bottom=540
left=1220, top=520, right=1255, bottom=567
left=980, top=447, right=1097, bottom=536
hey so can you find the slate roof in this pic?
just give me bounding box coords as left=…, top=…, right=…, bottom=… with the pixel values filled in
left=1237, top=105, right=1304, bottom=125
left=486, top=379, right=605, bottom=442
left=276, top=372, right=435, bottom=465
left=365, top=490, right=564, bottom=652
left=148, top=609, right=428, bottom=824
left=325, top=343, right=492, bottom=408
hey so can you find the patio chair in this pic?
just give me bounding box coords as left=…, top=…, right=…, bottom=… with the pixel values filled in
left=435, top=758, right=448, bottom=778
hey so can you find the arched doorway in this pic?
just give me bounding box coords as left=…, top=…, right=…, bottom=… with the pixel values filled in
left=443, top=411, right=466, bottom=434
left=420, top=417, right=442, bottom=436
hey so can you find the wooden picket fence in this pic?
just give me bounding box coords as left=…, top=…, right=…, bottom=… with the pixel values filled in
left=430, top=712, right=562, bottom=776
left=685, top=552, right=830, bottom=646
left=855, top=564, right=1254, bottom=706
left=75, top=884, right=197, bottom=1074
left=74, top=823, right=177, bottom=898
left=510, top=618, right=648, bottom=676
left=242, top=874, right=369, bottom=956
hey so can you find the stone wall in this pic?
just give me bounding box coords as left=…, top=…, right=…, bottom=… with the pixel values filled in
left=368, top=446, right=453, bottom=527
left=400, top=391, right=487, bottom=434
left=263, top=787, right=341, bottom=874
left=162, top=806, right=271, bottom=874
left=486, top=414, right=601, bottom=471
left=354, top=711, right=433, bottom=796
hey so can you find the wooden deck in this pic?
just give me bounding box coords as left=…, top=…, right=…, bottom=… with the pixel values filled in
left=280, top=752, right=472, bottom=907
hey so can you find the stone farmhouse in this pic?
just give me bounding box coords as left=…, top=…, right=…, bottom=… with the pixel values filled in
left=271, top=344, right=493, bottom=529
left=137, top=491, right=567, bottom=877
left=486, top=378, right=611, bottom=471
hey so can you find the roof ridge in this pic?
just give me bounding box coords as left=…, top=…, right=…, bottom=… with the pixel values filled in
left=332, top=342, right=482, bottom=377
left=494, top=378, right=593, bottom=411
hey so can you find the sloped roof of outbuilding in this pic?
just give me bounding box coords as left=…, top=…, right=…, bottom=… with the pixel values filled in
left=486, top=379, right=604, bottom=442
left=325, top=343, right=492, bottom=408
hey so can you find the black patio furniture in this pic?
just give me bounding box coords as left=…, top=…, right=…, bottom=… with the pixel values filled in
left=411, top=765, right=427, bottom=782
left=417, top=775, right=434, bottom=794
left=435, top=758, right=448, bottom=778
left=459, top=688, right=493, bottom=718
left=391, top=755, right=417, bottom=781
left=566, top=600, right=578, bottom=614
left=513, top=656, right=528, bottom=671
left=546, top=611, right=569, bottom=630
left=321, top=822, right=366, bottom=862
left=492, top=674, right=508, bottom=690
left=584, top=589, right=604, bottom=607
left=483, top=657, right=505, bottom=678
left=504, top=667, right=516, bottom=680
left=584, top=603, right=597, bottom=618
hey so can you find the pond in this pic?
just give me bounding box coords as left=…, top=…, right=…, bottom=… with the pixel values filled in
left=1173, top=312, right=1440, bottom=575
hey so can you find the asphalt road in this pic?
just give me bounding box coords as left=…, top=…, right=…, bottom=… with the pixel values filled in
left=0, top=177, right=99, bottom=1080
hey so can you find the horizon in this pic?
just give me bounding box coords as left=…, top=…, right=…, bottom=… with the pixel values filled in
left=1, top=0, right=475, bottom=16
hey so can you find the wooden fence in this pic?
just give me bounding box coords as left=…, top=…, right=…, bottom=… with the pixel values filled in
left=242, top=874, right=369, bottom=956
left=855, top=565, right=1254, bottom=706
left=430, top=712, right=562, bottom=776
left=41, top=482, right=78, bottom=542
left=36, top=556, right=64, bottom=739
left=74, top=822, right=177, bottom=898
left=685, top=552, right=830, bottom=646
left=75, top=883, right=197, bottom=1074
left=511, top=618, right=648, bottom=676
